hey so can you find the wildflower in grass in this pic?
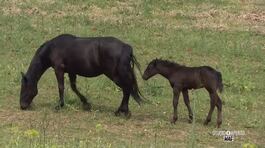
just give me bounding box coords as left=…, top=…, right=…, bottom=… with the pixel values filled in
left=24, top=129, right=40, bottom=139
left=242, top=143, right=257, bottom=148
left=96, top=123, right=103, bottom=132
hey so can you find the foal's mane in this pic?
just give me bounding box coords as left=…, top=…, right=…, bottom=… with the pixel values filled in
left=154, top=59, right=184, bottom=68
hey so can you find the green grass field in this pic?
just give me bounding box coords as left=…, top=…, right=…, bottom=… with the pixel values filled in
left=0, top=0, right=264, bottom=147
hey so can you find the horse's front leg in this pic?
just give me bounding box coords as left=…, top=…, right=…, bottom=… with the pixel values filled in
left=171, top=86, right=180, bottom=124
left=55, top=67, right=65, bottom=110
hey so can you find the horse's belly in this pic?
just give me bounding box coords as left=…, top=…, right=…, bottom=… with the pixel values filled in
left=183, top=80, right=203, bottom=90
left=76, top=71, right=102, bottom=77
left=65, top=65, right=102, bottom=77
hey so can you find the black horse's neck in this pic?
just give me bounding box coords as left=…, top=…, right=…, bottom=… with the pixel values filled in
left=26, top=56, right=48, bottom=85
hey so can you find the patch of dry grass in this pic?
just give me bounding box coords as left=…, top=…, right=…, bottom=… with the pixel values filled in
left=1, top=0, right=264, bottom=33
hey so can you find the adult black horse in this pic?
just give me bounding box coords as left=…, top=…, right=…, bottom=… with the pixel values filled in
left=20, top=34, right=143, bottom=116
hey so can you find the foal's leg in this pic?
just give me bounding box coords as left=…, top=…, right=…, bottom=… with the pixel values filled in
left=68, top=74, right=91, bottom=111
left=171, top=87, right=180, bottom=124
left=215, top=94, right=222, bottom=128
left=204, top=89, right=222, bottom=128
left=182, top=90, right=193, bottom=123
left=204, top=90, right=216, bottom=126
left=54, top=68, right=65, bottom=110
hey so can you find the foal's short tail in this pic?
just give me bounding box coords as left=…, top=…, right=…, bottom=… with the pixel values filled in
left=130, top=54, right=144, bottom=105
left=216, top=71, right=223, bottom=93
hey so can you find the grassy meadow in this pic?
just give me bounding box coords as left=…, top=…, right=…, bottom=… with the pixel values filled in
left=0, top=0, right=264, bottom=147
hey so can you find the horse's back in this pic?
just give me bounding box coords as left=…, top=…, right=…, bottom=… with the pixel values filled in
left=44, top=34, right=131, bottom=76
left=49, top=34, right=128, bottom=54
left=98, top=37, right=132, bottom=56
left=46, top=35, right=126, bottom=59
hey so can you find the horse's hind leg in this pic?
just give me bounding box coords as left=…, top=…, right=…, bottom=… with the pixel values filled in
left=182, top=90, right=193, bottom=123
left=68, top=74, right=91, bottom=111
left=112, top=59, right=132, bottom=117
left=54, top=67, right=65, bottom=110
left=115, top=87, right=131, bottom=118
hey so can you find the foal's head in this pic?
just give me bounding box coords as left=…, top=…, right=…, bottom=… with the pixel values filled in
left=142, top=59, right=159, bottom=80
left=20, top=72, right=38, bottom=110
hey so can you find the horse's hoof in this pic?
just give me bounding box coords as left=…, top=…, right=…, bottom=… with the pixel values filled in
left=124, top=111, right=132, bottom=119
left=83, top=103, right=91, bottom=111
left=114, top=110, right=121, bottom=116
left=115, top=109, right=130, bottom=118
left=189, top=115, right=193, bottom=121
left=188, top=119, right=193, bottom=123
left=171, top=117, right=177, bottom=124
left=55, top=105, right=61, bottom=110
left=204, top=120, right=209, bottom=125
left=55, top=102, right=64, bottom=110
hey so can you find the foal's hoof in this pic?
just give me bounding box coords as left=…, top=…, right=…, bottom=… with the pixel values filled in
left=216, top=121, right=222, bottom=128
left=83, top=103, right=91, bottom=111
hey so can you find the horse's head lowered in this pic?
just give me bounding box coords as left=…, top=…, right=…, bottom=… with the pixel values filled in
left=142, top=59, right=159, bottom=80
left=20, top=72, right=38, bottom=110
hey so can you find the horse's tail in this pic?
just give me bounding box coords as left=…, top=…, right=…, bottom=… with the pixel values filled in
left=130, top=53, right=144, bottom=105
left=216, top=71, right=223, bottom=93
left=131, top=54, right=143, bottom=76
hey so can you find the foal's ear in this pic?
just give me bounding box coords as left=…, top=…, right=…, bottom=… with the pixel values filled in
left=154, top=58, right=157, bottom=66
left=21, top=72, right=27, bottom=83
left=21, top=72, right=25, bottom=77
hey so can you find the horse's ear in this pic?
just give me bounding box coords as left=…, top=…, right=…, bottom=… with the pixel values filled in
left=21, top=72, right=27, bottom=83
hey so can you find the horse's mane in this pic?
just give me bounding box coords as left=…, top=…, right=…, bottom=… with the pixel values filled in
left=154, top=59, right=184, bottom=68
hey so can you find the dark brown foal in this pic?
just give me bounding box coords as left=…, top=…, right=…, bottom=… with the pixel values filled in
left=143, top=59, right=223, bottom=128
